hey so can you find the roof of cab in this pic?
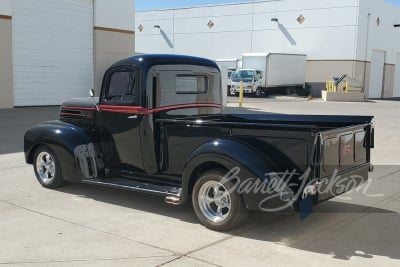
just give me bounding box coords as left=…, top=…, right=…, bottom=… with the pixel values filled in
left=111, top=54, right=219, bottom=71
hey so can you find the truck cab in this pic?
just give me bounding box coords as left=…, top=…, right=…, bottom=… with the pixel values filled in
left=230, top=69, right=263, bottom=96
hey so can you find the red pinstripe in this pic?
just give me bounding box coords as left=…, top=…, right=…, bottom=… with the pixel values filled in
left=62, top=103, right=222, bottom=115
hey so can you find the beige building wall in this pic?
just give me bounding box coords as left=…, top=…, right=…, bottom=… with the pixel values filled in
left=0, top=15, right=13, bottom=109
left=306, top=60, right=371, bottom=83
left=306, top=60, right=355, bottom=83
left=94, top=28, right=135, bottom=95
left=305, top=60, right=368, bottom=97
left=93, top=0, right=135, bottom=95
left=304, top=59, right=398, bottom=99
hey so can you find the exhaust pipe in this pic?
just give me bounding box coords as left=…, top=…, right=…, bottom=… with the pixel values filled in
left=165, top=196, right=182, bottom=206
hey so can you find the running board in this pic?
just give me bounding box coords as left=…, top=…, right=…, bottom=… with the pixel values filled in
left=82, top=177, right=182, bottom=198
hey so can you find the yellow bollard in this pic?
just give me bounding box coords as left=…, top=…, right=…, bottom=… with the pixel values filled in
left=239, top=81, right=244, bottom=108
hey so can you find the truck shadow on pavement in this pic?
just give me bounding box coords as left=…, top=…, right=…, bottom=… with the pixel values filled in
left=247, top=201, right=400, bottom=261
left=57, top=183, right=400, bottom=261
left=0, top=106, right=60, bottom=155
left=57, top=183, right=199, bottom=223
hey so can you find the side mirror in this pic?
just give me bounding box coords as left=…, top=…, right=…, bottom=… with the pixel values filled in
left=89, top=88, right=95, bottom=97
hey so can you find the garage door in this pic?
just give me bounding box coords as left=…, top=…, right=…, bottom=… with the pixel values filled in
left=368, top=49, right=385, bottom=99
left=12, top=0, right=94, bottom=106
left=393, top=53, right=400, bottom=97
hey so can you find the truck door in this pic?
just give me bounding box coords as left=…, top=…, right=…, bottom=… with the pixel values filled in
left=95, top=66, right=144, bottom=173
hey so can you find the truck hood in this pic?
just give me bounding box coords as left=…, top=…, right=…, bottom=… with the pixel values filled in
left=59, top=98, right=99, bottom=126
left=61, top=98, right=99, bottom=109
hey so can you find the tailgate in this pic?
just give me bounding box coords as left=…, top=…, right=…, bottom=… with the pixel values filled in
left=317, top=123, right=373, bottom=199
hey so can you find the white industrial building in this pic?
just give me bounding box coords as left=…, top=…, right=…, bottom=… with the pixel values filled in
left=0, top=0, right=135, bottom=109
left=136, top=0, right=400, bottom=98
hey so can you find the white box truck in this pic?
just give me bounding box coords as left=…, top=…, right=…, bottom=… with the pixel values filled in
left=230, top=53, right=306, bottom=97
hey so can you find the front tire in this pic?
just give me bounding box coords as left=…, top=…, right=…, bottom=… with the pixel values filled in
left=192, top=169, right=247, bottom=231
left=255, top=88, right=263, bottom=98
left=33, top=145, right=65, bottom=189
left=227, top=86, right=232, bottom=96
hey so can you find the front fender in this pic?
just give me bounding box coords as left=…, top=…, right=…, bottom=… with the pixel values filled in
left=182, top=139, right=286, bottom=209
left=24, top=120, right=100, bottom=182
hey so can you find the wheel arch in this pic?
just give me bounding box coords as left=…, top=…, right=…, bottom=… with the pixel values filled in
left=24, top=121, right=99, bottom=182
left=27, top=142, right=45, bottom=164
left=187, top=161, right=229, bottom=198
left=181, top=139, right=280, bottom=207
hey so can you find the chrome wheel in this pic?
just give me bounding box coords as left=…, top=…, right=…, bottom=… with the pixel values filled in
left=198, top=181, right=232, bottom=223
left=35, top=151, right=56, bottom=185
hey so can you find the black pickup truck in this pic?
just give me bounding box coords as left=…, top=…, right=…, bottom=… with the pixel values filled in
left=24, top=54, right=374, bottom=231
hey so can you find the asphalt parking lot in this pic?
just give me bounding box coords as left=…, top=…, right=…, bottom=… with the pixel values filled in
left=1, top=99, right=399, bottom=266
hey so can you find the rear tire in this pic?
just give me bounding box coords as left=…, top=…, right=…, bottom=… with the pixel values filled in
left=286, top=87, right=295, bottom=95
left=192, top=169, right=247, bottom=231
left=33, top=145, right=65, bottom=189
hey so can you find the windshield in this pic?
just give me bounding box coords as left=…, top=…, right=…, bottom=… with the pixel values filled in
left=231, top=70, right=255, bottom=82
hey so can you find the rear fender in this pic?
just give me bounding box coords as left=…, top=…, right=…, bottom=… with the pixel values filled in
left=24, top=120, right=103, bottom=182
left=182, top=139, right=295, bottom=210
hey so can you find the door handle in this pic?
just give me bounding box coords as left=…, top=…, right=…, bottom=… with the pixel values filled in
left=128, top=115, right=138, bottom=119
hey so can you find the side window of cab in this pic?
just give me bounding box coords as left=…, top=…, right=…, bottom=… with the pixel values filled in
left=102, top=68, right=137, bottom=106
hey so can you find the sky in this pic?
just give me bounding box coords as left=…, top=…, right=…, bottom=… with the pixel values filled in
left=136, top=0, right=400, bottom=11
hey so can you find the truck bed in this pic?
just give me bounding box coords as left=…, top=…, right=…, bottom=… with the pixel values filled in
left=157, top=113, right=373, bottom=186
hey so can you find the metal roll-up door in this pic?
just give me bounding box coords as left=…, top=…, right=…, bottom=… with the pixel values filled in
left=12, top=0, right=94, bottom=106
